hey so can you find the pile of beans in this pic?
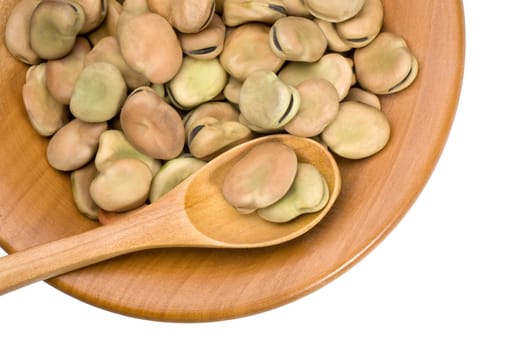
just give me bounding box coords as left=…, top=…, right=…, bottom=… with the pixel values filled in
left=5, top=0, right=418, bottom=223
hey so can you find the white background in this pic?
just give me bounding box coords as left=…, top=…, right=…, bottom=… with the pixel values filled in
left=1, top=1, right=524, bottom=349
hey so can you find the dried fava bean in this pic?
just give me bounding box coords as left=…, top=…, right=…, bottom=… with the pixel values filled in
left=239, top=70, right=301, bottom=130
left=184, top=102, right=240, bottom=133
left=354, top=32, right=419, bottom=94
left=179, top=15, right=226, bottom=60
left=75, top=0, right=108, bottom=33
left=336, top=0, right=384, bottom=49
left=166, top=57, right=228, bottom=110
left=120, top=87, right=185, bottom=160
left=304, top=0, right=364, bottom=23
left=95, top=130, right=161, bottom=175
left=70, top=62, right=127, bottom=123
left=47, top=119, right=108, bottom=172
left=345, top=87, right=381, bottom=110
left=186, top=116, right=252, bottom=160
left=4, top=0, right=41, bottom=65
left=238, top=114, right=283, bottom=134
left=257, top=163, right=329, bottom=223
left=22, top=63, right=68, bottom=137
left=118, top=6, right=183, bottom=84
left=88, top=0, right=123, bottom=45
left=237, top=115, right=274, bottom=134
left=30, top=0, right=86, bottom=60
left=284, top=78, right=339, bottom=138
left=322, top=101, right=390, bottom=159
left=84, top=36, right=149, bottom=90
left=314, top=19, right=353, bottom=53
left=270, top=16, right=327, bottom=62
left=149, top=155, right=207, bottom=203
left=116, top=0, right=152, bottom=31
left=222, top=142, right=298, bottom=214
left=147, top=0, right=215, bottom=33
left=220, top=23, right=285, bottom=82
left=90, top=158, right=153, bottom=212
left=46, top=37, right=91, bottom=105
left=279, top=53, right=355, bottom=101
left=222, top=0, right=287, bottom=27
left=71, top=162, right=99, bottom=220
left=176, top=0, right=215, bottom=33
left=224, top=76, right=242, bottom=104
left=281, top=0, right=310, bottom=17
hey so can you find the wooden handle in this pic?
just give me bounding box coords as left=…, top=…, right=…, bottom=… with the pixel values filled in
left=0, top=191, right=230, bottom=295
left=0, top=223, right=146, bottom=295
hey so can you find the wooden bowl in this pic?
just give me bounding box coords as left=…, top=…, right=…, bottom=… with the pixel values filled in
left=0, top=0, right=465, bottom=322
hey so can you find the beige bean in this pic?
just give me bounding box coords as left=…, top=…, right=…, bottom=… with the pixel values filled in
left=149, top=155, right=207, bottom=202
left=270, top=16, right=327, bottom=62
left=284, top=78, right=339, bottom=137
left=187, top=119, right=252, bottom=160
left=71, top=162, right=99, bottom=220
left=184, top=102, right=240, bottom=132
left=239, top=70, right=301, bottom=130
left=22, top=63, right=68, bottom=137
left=88, top=0, right=123, bottom=45
left=336, top=0, right=384, bottom=49
left=46, top=37, right=91, bottom=105
left=166, top=57, right=228, bottom=110
left=257, top=163, right=329, bottom=223
left=222, top=141, right=298, bottom=214
left=223, top=76, right=242, bottom=104
left=222, top=0, right=286, bottom=27
left=70, top=62, right=127, bottom=123
left=314, top=19, right=353, bottom=53
left=304, top=0, right=364, bottom=23
left=120, top=87, right=185, bottom=160
left=281, top=0, right=311, bottom=17
left=321, top=101, right=390, bottom=159
left=94, top=130, right=161, bottom=175
left=148, top=0, right=215, bottom=33
left=220, top=23, right=285, bottom=82
left=118, top=8, right=183, bottom=84
left=47, top=118, right=108, bottom=171
left=90, top=158, right=153, bottom=212
left=84, top=36, right=150, bottom=90
left=345, top=87, right=382, bottom=110
left=30, top=0, right=86, bottom=60
left=279, top=53, right=356, bottom=100
left=179, top=15, right=226, bottom=60
left=238, top=114, right=283, bottom=134
left=75, top=0, right=108, bottom=33
left=4, top=0, right=41, bottom=65
left=354, top=32, right=419, bottom=94
left=184, top=102, right=252, bottom=160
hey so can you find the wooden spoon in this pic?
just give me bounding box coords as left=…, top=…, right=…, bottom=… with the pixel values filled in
left=0, top=134, right=341, bottom=295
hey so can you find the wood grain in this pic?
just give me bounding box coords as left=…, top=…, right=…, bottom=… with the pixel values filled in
left=0, top=0, right=465, bottom=322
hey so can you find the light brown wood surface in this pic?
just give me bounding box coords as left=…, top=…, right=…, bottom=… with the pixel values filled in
left=0, top=135, right=341, bottom=294
left=0, top=0, right=465, bottom=321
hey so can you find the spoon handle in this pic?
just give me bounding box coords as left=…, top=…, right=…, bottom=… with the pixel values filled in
left=0, top=201, right=222, bottom=295
left=0, top=221, right=149, bottom=295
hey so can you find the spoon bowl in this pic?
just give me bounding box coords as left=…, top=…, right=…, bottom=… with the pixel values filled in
left=0, top=134, right=341, bottom=295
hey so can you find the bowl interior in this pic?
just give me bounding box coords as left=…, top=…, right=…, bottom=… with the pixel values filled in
left=0, top=0, right=465, bottom=322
